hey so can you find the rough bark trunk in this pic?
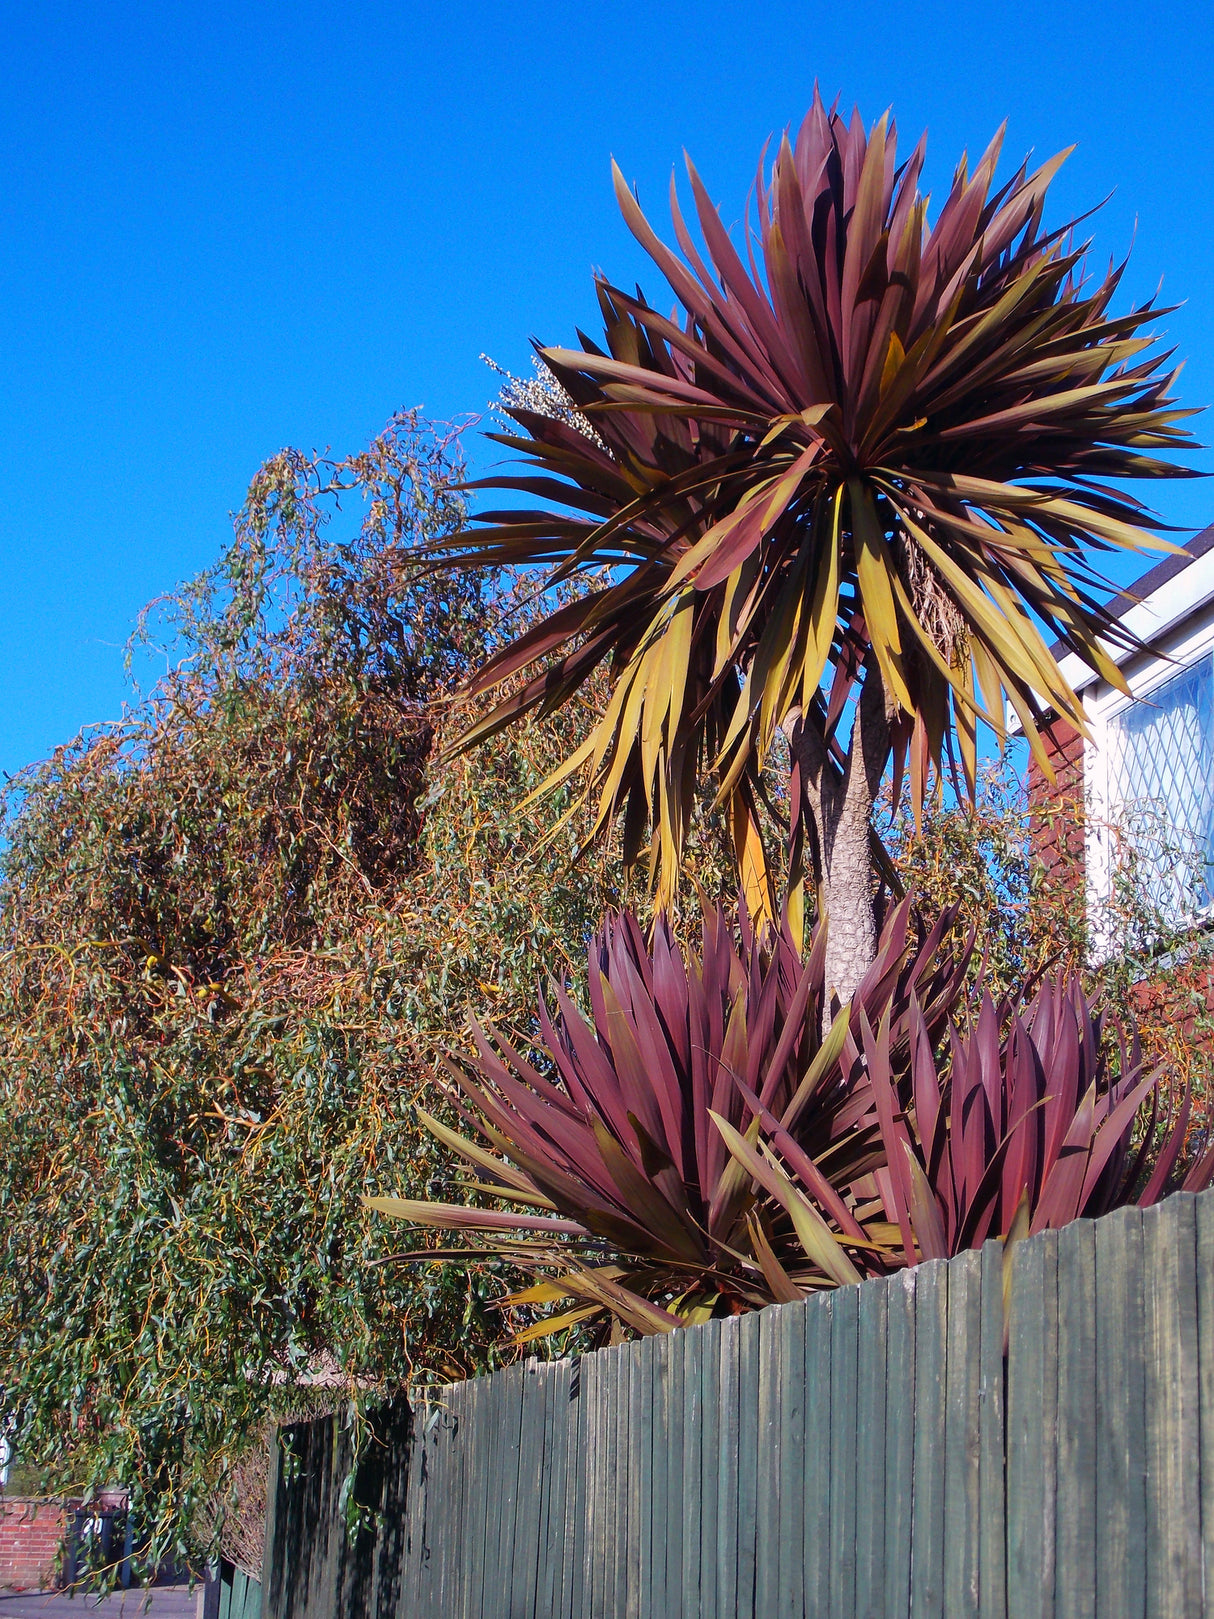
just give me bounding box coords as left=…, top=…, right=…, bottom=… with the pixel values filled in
left=786, top=671, right=890, bottom=1020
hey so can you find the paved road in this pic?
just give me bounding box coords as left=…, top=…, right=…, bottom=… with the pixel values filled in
left=0, top=1591, right=195, bottom=1617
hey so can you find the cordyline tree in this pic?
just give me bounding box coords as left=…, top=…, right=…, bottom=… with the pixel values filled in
left=419, top=92, right=1198, bottom=1008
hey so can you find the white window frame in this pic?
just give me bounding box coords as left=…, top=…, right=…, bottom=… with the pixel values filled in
left=1083, top=618, right=1214, bottom=954
left=1007, top=541, right=1214, bottom=959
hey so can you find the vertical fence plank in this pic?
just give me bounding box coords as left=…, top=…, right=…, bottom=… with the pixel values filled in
left=524, top=1364, right=549, bottom=1619
left=777, top=1300, right=806, bottom=1619
left=563, top=1358, right=587, bottom=1619
left=681, top=1320, right=704, bottom=1619
left=625, top=1346, right=640, bottom=1619
left=536, top=1362, right=561, bottom=1619
left=587, top=1349, right=604, bottom=1619
left=582, top=1351, right=604, bottom=1619
left=419, top=1402, right=438, bottom=1618
left=629, top=1344, right=650, bottom=1619
left=443, top=1381, right=468, bottom=1619
left=945, top=1249, right=982, bottom=1619
left=538, top=1362, right=568, bottom=1619
left=589, top=1349, right=606, bottom=1619
left=406, top=1404, right=429, bottom=1619
left=1055, top=1220, right=1097, bottom=1619
left=476, top=1372, right=503, bottom=1619
left=477, top=1371, right=504, bottom=1619
left=260, top=1429, right=283, bottom=1618
left=829, top=1282, right=860, bottom=1619
left=389, top=1404, right=414, bottom=1619
left=736, top=1308, right=761, bottom=1619
left=617, top=1346, right=633, bottom=1617
left=1142, top=1194, right=1201, bottom=1619
left=716, top=1315, right=742, bottom=1619
left=601, top=1346, right=618, bottom=1619
left=511, top=1366, right=540, bottom=1618
left=641, top=1342, right=656, bottom=1617
left=437, top=1394, right=460, bottom=1619
left=1007, top=1227, right=1059, bottom=1619
left=418, top=1401, right=444, bottom=1619
left=615, top=1345, right=631, bottom=1617
left=977, top=1242, right=1006, bottom=1619
left=911, top=1258, right=949, bottom=1619
left=402, top=1403, right=430, bottom=1619
left=462, top=1378, right=488, bottom=1619
left=608, top=1345, right=625, bottom=1619
left=1094, top=1205, right=1145, bottom=1619
left=756, top=1303, right=785, bottom=1619
left=504, top=1364, right=529, bottom=1618
left=697, top=1318, right=722, bottom=1619
left=884, top=1269, right=917, bottom=1619
left=424, top=1391, right=446, bottom=1619
left=451, top=1383, right=467, bottom=1619
left=1196, top=1195, right=1214, bottom=1616
left=259, top=1428, right=281, bottom=1611
left=603, top=1346, right=621, bottom=1619
left=855, top=1276, right=889, bottom=1619
left=648, top=1334, right=671, bottom=1619
left=658, top=1329, right=682, bottom=1617
left=803, top=1290, right=833, bottom=1618
left=285, top=1418, right=316, bottom=1619
left=597, top=1347, right=614, bottom=1619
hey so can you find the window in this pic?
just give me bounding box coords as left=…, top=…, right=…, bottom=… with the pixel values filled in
left=1106, top=653, right=1214, bottom=924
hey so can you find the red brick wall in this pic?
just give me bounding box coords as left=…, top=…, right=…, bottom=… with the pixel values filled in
left=0, top=1498, right=66, bottom=1590
left=1027, top=716, right=1214, bottom=1094
left=1027, top=716, right=1085, bottom=893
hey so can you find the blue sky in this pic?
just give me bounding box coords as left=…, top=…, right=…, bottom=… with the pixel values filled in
left=3, top=0, right=1213, bottom=778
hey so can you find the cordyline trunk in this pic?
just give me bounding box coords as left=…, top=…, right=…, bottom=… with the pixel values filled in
left=786, top=671, right=890, bottom=1021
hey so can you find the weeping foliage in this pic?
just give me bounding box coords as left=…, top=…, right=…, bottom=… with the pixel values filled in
left=0, top=411, right=654, bottom=1573
left=425, top=93, right=1199, bottom=918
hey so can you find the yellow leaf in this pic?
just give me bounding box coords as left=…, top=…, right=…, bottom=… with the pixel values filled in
left=503, top=1280, right=576, bottom=1307
left=513, top=1305, right=601, bottom=1345
left=879, top=331, right=906, bottom=398
left=801, top=486, right=842, bottom=713
left=849, top=479, right=913, bottom=711
left=730, top=793, right=774, bottom=935
left=787, top=880, right=805, bottom=956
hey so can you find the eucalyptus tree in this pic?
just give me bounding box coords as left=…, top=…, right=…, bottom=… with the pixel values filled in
left=424, top=94, right=1197, bottom=1007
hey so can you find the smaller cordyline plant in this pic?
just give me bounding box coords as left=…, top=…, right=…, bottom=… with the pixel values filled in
left=367, top=898, right=969, bottom=1340
left=857, top=971, right=1214, bottom=1265
left=370, top=894, right=1214, bottom=1341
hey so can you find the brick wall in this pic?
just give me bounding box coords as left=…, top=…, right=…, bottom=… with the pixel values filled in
left=0, top=1498, right=66, bottom=1590
left=1027, top=716, right=1214, bottom=1085
left=1027, top=716, right=1085, bottom=893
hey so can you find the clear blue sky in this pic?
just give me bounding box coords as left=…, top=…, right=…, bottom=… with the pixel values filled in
left=3, top=0, right=1213, bottom=779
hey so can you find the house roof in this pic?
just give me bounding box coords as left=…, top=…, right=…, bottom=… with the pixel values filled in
left=1102, top=519, right=1214, bottom=622
left=1006, top=518, right=1214, bottom=731
left=1045, top=518, right=1214, bottom=674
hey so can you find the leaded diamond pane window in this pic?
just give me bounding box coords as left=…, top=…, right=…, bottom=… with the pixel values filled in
left=1107, top=653, right=1214, bottom=923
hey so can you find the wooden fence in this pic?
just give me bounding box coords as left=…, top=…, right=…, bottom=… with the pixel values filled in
left=202, top=1558, right=263, bottom=1619
left=261, top=1189, right=1214, bottom=1617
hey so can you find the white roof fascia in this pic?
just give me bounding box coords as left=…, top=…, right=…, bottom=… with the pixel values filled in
left=1004, top=544, right=1214, bottom=733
